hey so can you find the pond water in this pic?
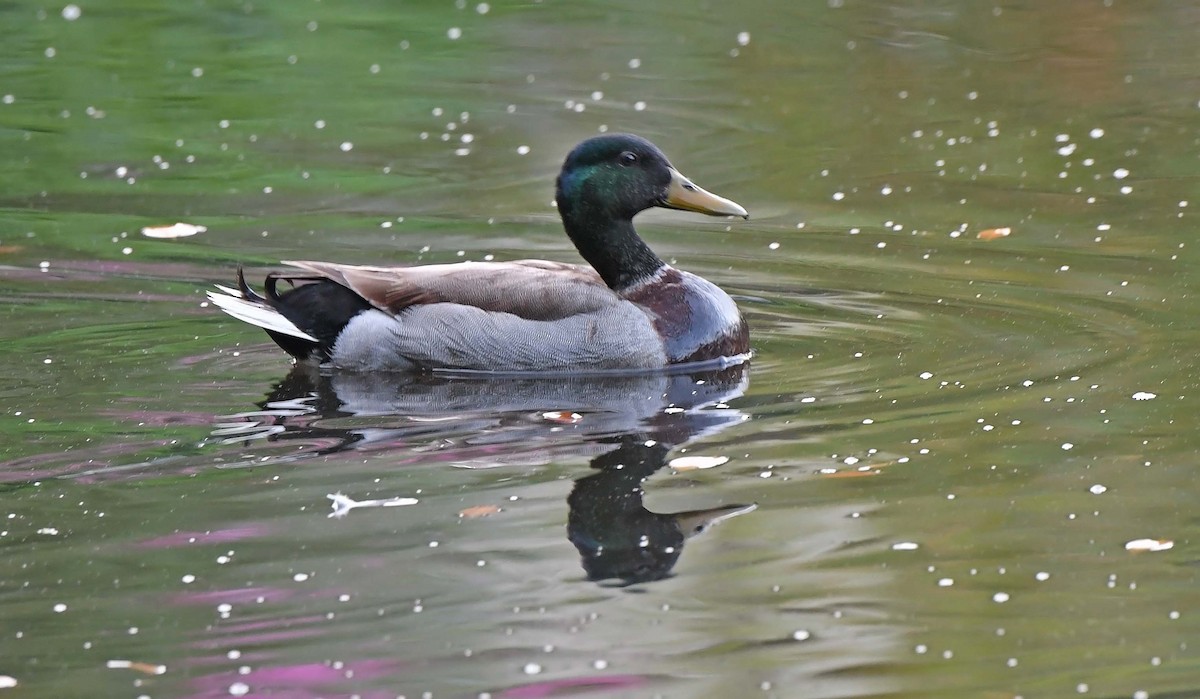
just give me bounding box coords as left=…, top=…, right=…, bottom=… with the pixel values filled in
left=2, top=1, right=1199, bottom=697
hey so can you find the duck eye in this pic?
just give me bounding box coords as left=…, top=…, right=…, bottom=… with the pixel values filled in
left=619, top=151, right=638, bottom=166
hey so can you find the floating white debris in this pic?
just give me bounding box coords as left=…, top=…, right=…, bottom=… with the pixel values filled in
left=327, top=492, right=418, bottom=518
left=0, top=676, right=15, bottom=688
left=36, top=527, right=59, bottom=535
left=892, top=542, right=919, bottom=551
left=141, top=222, right=206, bottom=239
left=1132, top=391, right=1156, bottom=401
left=541, top=410, right=582, bottom=423
left=1125, top=538, right=1173, bottom=552
left=992, top=592, right=1010, bottom=603
left=669, top=455, right=729, bottom=471
left=1089, top=484, right=1107, bottom=495
left=105, top=660, right=166, bottom=675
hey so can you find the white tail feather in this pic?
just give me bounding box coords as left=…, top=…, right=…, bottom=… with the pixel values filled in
left=212, top=283, right=243, bottom=298
left=207, top=288, right=319, bottom=342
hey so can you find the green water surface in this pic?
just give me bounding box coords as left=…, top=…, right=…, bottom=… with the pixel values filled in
left=2, top=1, right=1199, bottom=698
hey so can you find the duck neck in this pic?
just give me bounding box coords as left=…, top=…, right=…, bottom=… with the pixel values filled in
left=561, top=206, right=665, bottom=292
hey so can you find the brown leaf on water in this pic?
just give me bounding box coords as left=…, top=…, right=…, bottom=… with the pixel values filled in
left=459, top=505, right=501, bottom=519
left=976, top=227, right=1012, bottom=241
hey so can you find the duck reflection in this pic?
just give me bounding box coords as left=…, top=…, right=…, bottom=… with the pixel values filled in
left=569, top=435, right=755, bottom=584
left=213, top=362, right=755, bottom=585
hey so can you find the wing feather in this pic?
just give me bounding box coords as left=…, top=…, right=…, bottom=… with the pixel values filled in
left=280, top=260, right=617, bottom=321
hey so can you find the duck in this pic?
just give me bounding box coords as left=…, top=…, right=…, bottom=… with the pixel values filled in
left=207, top=133, right=750, bottom=373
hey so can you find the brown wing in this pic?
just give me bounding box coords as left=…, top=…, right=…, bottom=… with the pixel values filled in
left=280, top=259, right=619, bottom=321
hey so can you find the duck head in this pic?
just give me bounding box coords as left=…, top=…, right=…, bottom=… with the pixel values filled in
left=554, top=134, right=748, bottom=290
left=556, top=133, right=748, bottom=221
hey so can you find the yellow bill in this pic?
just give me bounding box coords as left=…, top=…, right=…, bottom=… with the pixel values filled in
left=663, top=167, right=749, bottom=219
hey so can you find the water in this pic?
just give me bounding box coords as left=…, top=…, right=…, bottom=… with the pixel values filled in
left=2, top=1, right=1199, bottom=697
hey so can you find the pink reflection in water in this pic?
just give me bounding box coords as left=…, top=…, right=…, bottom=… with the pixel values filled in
left=136, top=526, right=271, bottom=549
left=501, top=675, right=646, bottom=698
left=168, top=587, right=293, bottom=607
left=186, top=658, right=401, bottom=699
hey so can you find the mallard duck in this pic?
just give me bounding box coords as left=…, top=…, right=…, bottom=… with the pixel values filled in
left=208, top=133, right=750, bottom=372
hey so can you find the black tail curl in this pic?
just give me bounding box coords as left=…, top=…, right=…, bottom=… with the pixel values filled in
left=234, top=266, right=372, bottom=362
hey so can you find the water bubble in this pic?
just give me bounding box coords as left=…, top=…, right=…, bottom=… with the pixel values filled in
left=447, top=27, right=462, bottom=40
left=61, top=4, right=81, bottom=20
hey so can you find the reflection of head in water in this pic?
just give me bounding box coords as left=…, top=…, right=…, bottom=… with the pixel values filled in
left=568, top=437, right=683, bottom=584
left=567, top=433, right=755, bottom=586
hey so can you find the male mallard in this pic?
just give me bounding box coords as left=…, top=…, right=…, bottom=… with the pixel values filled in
left=208, top=133, right=749, bottom=372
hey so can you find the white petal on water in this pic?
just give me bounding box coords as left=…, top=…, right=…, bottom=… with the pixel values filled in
left=669, top=455, right=729, bottom=471
left=1132, top=391, right=1156, bottom=400
left=327, top=492, right=419, bottom=518
left=141, top=222, right=206, bottom=239
left=1125, top=538, right=1173, bottom=552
